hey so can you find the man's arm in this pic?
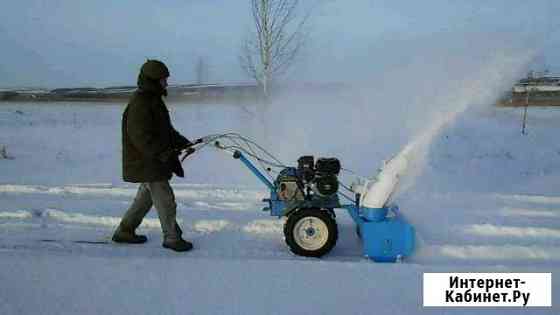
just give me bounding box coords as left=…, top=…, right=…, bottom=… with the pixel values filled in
left=171, top=128, right=192, bottom=149
left=127, top=104, right=167, bottom=159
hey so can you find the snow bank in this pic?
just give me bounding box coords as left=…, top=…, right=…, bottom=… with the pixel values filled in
left=44, top=209, right=164, bottom=229
left=462, top=223, right=560, bottom=239
left=0, top=184, right=263, bottom=200
left=495, top=193, right=560, bottom=205
left=436, top=245, right=560, bottom=261
left=500, top=207, right=560, bottom=218
left=0, top=184, right=136, bottom=197
left=242, top=219, right=284, bottom=235
left=0, top=210, right=32, bottom=219
left=193, top=220, right=231, bottom=233
left=0, top=184, right=265, bottom=212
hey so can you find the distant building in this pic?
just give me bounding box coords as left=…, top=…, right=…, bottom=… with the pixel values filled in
left=513, top=71, right=560, bottom=93
left=497, top=71, right=560, bottom=107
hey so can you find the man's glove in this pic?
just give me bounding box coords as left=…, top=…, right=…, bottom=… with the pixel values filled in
left=174, top=139, right=193, bottom=151
left=174, top=138, right=203, bottom=151
left=161, top=137, right=203, bottom=163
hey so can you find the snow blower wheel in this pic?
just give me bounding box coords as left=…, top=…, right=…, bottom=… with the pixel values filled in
left=284, top=208, right=338, bottom=257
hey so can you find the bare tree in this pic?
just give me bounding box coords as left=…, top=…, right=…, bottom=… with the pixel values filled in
left=240, top=0, right=310, bottom=99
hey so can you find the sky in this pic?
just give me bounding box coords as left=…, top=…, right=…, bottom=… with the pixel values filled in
left=0, top=0, right=558, bottom=88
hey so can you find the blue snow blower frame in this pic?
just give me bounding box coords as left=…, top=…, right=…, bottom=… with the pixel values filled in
left=232, top=150, right=415, bottom=262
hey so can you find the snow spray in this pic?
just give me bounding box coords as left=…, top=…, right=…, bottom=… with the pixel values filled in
left=354, top=49, right=537, bottom=208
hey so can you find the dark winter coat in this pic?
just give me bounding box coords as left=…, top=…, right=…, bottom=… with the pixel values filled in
left=122, top=71, right=190, bottom=183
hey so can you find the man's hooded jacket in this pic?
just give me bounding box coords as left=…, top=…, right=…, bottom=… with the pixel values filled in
left=122, top=60, right=191, bottom=183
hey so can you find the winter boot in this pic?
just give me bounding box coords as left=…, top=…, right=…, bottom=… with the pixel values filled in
left=162, top=238, right=193, bottom=252
left=112, top=225, right=148, bottom=244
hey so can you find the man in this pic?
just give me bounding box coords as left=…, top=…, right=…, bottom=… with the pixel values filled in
left=112, top=59, right=194, bottom=252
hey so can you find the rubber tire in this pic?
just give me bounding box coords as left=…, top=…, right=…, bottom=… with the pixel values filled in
left=283, top=208, right=338, bottom=258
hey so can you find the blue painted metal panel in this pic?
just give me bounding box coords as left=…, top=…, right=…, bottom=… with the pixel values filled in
left=361, top=207, right=388, bottom=222
left=342, top=204, right=414, bottom=261
left=361, top=218, right=415, bottom=262
left=342, top=204, right=361, bottom=225
left=269, top=191, right=286, bottom=217
left=342, top=205, right=389, bottom=223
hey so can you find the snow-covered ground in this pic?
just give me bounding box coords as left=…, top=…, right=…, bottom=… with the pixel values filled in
left=1, top=99, right=559, bottom=314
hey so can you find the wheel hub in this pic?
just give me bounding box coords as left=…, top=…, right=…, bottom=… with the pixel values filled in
left=293, top=216, right=329, bottom=251
left=305, top=227, right=315, bottom=237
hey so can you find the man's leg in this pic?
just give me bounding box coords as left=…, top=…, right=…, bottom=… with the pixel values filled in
left=113, top=183, right=152, bottom=243
left=147, top=181, right=192, bottom=252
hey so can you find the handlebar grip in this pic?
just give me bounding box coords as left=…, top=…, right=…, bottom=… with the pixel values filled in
left=180, top=147, right=196, bottom=162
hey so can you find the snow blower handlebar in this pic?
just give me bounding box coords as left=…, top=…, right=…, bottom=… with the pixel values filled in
left=231, top=149, right=275, bottom=190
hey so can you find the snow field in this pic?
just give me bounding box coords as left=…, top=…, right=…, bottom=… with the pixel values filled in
left=1, top=100, right=560, bottom=314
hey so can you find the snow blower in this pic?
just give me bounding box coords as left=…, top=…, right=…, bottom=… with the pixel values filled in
left=183, top=134, right=414, bottom=262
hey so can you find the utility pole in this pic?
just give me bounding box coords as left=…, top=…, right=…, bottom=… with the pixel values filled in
left=522, top=85, right=536, bottom=136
